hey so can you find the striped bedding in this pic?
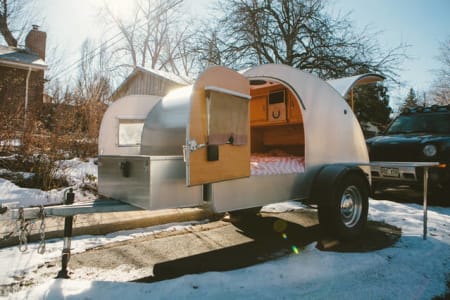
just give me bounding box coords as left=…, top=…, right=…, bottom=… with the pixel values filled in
left=250, top=152, right=305, bottom=176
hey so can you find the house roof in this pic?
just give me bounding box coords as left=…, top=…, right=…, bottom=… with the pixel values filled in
left=110, top=66, right=193, bottom=100
left=136, top=66, right=192, bottom=86
left=0, top=45, right=47, bottom=70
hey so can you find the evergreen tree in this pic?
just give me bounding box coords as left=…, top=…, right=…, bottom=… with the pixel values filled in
left=400, top=88, right=419, bottom=111
left=351, top=83, right=392, bottom=128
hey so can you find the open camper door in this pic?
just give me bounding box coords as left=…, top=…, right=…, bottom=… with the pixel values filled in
left=186, top=66, right=251, bottom=186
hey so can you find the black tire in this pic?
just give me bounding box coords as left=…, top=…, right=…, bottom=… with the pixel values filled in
left=317, top=172, right=369, bottom=241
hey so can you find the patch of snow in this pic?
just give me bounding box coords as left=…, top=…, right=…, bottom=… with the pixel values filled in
left=260, top=200, right=307, bottom=213
left=0, top=169, right=34, bottom=179
left=0, top=158, right=98, bottom=208
left=0, top=178, right=66, bottom=207
left=0, top=139, right=21, bottom=147
left=55, top=158, right=97, bottom=187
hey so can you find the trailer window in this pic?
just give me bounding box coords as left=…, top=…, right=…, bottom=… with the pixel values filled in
left=118, top=119, right=144, bottom=146
left=206, top=88, right=250, bottom=145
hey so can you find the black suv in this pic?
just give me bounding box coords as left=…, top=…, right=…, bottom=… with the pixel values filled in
left=366, top=105, right=450, bottom=195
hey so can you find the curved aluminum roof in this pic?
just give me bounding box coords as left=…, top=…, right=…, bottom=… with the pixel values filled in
left=327, top=73, right=385, bottom=98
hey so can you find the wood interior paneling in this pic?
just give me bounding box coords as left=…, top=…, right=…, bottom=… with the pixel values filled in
left=263, top=124, right=305, bottom=146
left=249, top=82, right=305, bottom=156
left=251, top=124, right=305, bottom=156
left=250, top=83, right=302, bottom=125
left=251, top=127, right=265, bottom=153
left=287, top=92, right=303, bottom=123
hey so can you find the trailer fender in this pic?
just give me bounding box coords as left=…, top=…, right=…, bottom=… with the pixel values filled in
left=311, top=164, right=369, bottom=241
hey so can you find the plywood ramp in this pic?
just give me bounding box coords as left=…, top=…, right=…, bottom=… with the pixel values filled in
left=188, top=66, right=251, bottom=186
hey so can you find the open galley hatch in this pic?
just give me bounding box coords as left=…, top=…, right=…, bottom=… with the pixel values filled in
left=249, top=79, right=306, bottom=177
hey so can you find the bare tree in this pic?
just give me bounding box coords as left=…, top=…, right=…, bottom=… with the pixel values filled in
left=429, top=37, right=450, bottom=105
left=39, top=39, right=111, bottom=148
left=192, top=26, right=234, bottom=70
left=74, top=39, right=111, bottom=104
left=194, top=0, right=407, bottom=81
left=0, top=0, right=37, bottom=46
left=101, top=0, right=196, bottom=77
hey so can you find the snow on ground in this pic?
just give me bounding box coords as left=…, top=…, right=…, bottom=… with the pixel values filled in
left=1, top=201, right=449, bottom=299
left=0, top=159, right=449, bottom=299
left=0, top=158, right=98, bottom=208
left=0, top=220, right=208, bottom=286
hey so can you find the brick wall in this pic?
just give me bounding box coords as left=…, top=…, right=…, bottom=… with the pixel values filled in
left=0, top=66, right=45, bottom=116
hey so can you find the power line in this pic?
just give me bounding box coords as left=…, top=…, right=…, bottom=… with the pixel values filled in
left=52, top=1, right=182, bottom=83
left=54, top=23, right=136, bottom=80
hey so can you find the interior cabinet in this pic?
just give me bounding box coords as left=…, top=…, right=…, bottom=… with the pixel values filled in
left=250, top=96, right=267, bottom=123
left=287, top=93, right=302, bottom=123
left=250, top=85, right=303, bottom=126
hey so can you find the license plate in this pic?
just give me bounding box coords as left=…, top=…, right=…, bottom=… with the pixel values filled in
left=381, top=167, right=400, bottom=178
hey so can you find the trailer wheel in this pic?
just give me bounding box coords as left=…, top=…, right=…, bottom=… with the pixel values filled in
left=314, top=167, right=369, bottom=241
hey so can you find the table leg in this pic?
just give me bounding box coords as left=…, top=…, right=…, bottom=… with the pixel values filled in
left=423, top=167, right=428, bottom=240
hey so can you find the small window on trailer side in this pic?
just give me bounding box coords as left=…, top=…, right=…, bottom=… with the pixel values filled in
left=118, top=119, right=145, bottom=147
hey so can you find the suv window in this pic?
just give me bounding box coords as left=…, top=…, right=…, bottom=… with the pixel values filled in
left=386, top=113, right=450, bottom=135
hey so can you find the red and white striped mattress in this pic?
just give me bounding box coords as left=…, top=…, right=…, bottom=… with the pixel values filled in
left=250, top=152, right=305, bottom=176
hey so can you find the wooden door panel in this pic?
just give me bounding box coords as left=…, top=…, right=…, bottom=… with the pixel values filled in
left=187, top=66, right=251, bottom=186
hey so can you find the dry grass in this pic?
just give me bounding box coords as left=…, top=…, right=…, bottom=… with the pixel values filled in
left=0, top=100, right=105, bottom=190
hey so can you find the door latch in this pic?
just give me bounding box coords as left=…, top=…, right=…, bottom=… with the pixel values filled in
left=183, top=139, right=206, bottom=162
left=187, top=139, right=206, bottom=152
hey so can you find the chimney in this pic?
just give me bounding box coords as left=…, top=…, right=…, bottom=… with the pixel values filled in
left=25, top=25, right=46, bottom=60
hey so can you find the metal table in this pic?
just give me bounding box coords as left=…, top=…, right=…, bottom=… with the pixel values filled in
left=353, top=161, right=441, bottom=240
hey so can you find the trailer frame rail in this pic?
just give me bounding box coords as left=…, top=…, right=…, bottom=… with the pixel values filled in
left=0, top=196, right=142, bottom=221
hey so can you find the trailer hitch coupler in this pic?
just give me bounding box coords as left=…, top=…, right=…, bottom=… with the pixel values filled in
left=56, top=188, right=75, bottom=279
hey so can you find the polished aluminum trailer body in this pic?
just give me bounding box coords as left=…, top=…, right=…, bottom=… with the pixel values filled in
left=98, top=64, right=374, bottom=212
left=98, top=155, right=202, bottom=210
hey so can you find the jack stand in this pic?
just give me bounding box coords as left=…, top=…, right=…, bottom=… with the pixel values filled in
left=56, top=188, right=75, bottom=279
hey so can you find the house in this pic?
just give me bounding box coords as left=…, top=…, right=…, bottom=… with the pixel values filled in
left=110, top=66, right=192, bottom=102
left=0, top=25, right=47, bottom=119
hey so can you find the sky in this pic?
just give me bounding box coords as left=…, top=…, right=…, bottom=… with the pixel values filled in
left=0, top=157, right=449, bottom=299
left=22, top=0, right=450, bottom=109
left=333, top=0, right=450, bottom=106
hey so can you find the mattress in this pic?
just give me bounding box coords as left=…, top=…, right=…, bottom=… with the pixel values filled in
left=250, top=152, right=305, bottom=176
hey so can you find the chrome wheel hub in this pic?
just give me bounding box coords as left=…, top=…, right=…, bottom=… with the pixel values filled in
left=340, top=185, right=363, bottom=228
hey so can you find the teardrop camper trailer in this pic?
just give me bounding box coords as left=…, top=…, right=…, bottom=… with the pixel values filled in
left=98, top=64, right=381, bottom=240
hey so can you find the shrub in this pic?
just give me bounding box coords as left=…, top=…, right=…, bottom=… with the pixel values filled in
left=0, top=154, right=68, bottom=191
left=0, top=90, right=105, bottom=191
